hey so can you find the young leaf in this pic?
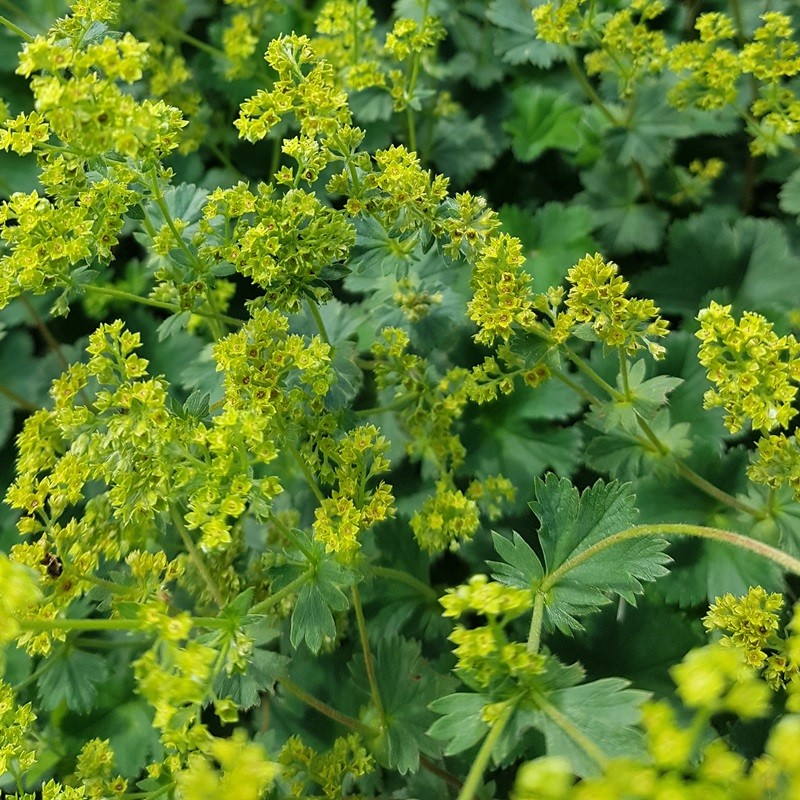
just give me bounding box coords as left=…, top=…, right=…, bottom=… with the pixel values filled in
left=493, top=475, right=671, bottom=633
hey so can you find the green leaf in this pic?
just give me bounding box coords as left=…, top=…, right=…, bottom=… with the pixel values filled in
left=348, top=216, right=416, bottom=277
left=531, top=678, right=648, bottom=776
left=214, top=648, right=288, bottom=709
left=431, top=112, right=501, bottom=186
left=526, top=475, right=671, bottom=633
left=635, top=211, right=800, bottom=315
left=625, top=360, right=683, bottom=421
left=505, top=86, right=583, bottom=162
left=351, top=636, right=452, bottom=774
left=585, top=408, right=692, bottom=480
left=778, top=166, right=800, bottom=217
left=488, top=0, right=565, bottom=67
left=488, top=530, right=544, bottom=588
left=427, top=693, right=490, bottom=756
left=465, top=389, right=583, bottom=507
left=37, top=648, right=109, bottom=714
left=580, top=161, right=668, bottom=254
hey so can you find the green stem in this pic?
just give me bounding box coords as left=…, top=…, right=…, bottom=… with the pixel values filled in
left=526, top=591, right=545, bottom=655
left=404, top=0, right=430, bottom=154
left=354, top=396, right=415, bottom=418
left=0, top=13, right=32, bottom=41
left=83, top=284, right=244, bottom=328
left=306, top=297, right=331, bottom=346
left=0, top=382, right=39, bottom=411
left=250, top=571, right=311, bottom=615
left=148, top=169, right=224, bottom=341
left=286, top=440, right=325, bottom=504
left=618, top=347, right=630, bottom=397
left=540, top=523, right=800, bottom=593
left=352, top=583, right=386, bottom=727
left=635, top=417, right=762, bottom=518
left=563, top=346, right=623, bottom=401
left=549, top=367, right=603, bottom=406
left=565, top=53, right=619, bottom=126
left=457, top=702, right=514, bottom=800
left=371, top=564, right=438, bottom=602
left=22, top=296, right=71, bottom=373
left=280, top=675, right=376, bottom=736
left=19, top=617, right=148, bottom=633
left=169, top=504, right=225, bottom=607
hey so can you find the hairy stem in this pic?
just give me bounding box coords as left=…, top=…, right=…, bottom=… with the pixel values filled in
left=541, top=523, right=800, bottom=593
left=527, top=591, right=546, bottom=655
left=250, top=571, right=311, bottom=615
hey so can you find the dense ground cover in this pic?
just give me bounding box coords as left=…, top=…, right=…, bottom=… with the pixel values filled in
left=2, top=0, right=800, bottom=798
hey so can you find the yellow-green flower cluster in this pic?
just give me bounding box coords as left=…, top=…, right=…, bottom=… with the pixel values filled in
left=556, top=253, right=669, bottom=357
left=696, top=301, right=800, bottom=434
left=222, top=13, right=259, bottom=79
left=750, top=433, right=800, bottom=501
left=315, top=0, right=385, bottom=91
left=514, top=646, right=800, bottom=800
left=371, top=327, right=470, bottom=473
left=0, top=554, right=41, bottom=647
left=201, top=182, right=355, bottom=311
left=468, top=233, right=535, bottom=345
left=278, top=733, right=373, bottom=800
left=671, top=642, right=771, bottom=719
left=356, top=145, right=450, bottom=232
left=532, top=0, right=590, bottom=47
left=668, top=12, right=741, bottom=112
left=668, top=11, right=800, bottom=155
left=214, top=306, right=333, bottom=442
left=583, top=1, right=669, bottom=97
left=75, top=738, right=128, bottom=798
left=236, top=34, right=351, bottom=142
left=704, top=587, right=782, bottom=668
left=133, top=607, right=216, bottom=742
left=312, top=425, right=395, bottom=558
left=704, top=588, right=799, bottom=693
left=177, top=731, right=278, bottom=800
left=410, top=479, right=480, bottom=552
left=441, top=574, right=532, bottom=619
left=0, top=681, right=37, bottom=776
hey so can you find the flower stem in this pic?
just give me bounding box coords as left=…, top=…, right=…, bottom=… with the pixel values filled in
left=250, top=571, right=311, bottom=615
left=169, top=504, right=225, bottom=607
left=457, top=702, right=514, bottom=800
left=352, top=583, right=386, bottom=728
left=82, top=283, right=244, bottom=328
left=280, top=675, right=375, bottom=736
left=0, top=13, right=33, bottom=41
left=371, top=564, right=438, bottom=603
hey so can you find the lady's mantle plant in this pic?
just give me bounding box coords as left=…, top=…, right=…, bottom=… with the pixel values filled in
left=1, top=1, right=800, bottom=799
